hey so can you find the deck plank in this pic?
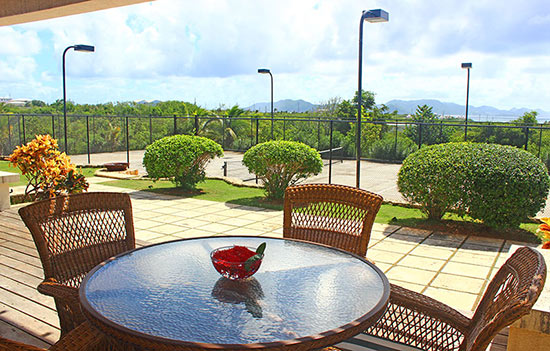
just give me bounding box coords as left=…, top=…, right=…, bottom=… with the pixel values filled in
left=0, top=284, right=60, bottom=327
left=0, top=274, right=55, bottom=309
left=0, top=319, right=51, bottom=348
left=0, top=303, right=59, bottom=345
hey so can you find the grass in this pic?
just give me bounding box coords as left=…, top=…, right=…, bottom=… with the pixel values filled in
left=0, top=160, right=99, bottom=187
left=101, top=178, right=542, bottom=244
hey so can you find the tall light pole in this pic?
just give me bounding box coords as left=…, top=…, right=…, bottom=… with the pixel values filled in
left=461, top=62, right=472, bottom=141
left=356, top=9, right=388, bottom=188
left=63, top=44, right=94, bottom=154
left=258, top=68, right=274, bottom=140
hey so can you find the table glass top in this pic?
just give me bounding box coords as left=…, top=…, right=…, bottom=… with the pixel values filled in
left=82, top=236, right=387, bottom=345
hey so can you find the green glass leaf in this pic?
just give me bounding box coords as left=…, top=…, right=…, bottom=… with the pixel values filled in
left=244, top=242, right=267, bottom=272
left=244, top=254, right=261, bottom=272
left=256, top=242, right=266, bottom=255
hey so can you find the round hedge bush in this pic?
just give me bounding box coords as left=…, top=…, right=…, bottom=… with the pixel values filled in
left=143, top=135, right=223, bottom=190
left=242, top=141, right=323, bottom=200
left=398, top=142, right=550, bottom=228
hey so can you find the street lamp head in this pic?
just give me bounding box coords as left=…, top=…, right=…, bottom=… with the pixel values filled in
left=461, top=62, right=472, bottom=69
left=73, top=44, right=95, bottom=52
left=257, top=68, right=271, bottom=74
left=363, top=9, right=389, bottom=23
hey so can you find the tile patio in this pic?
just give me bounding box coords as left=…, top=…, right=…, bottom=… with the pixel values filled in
left=0, top=181, right=523, bottom=350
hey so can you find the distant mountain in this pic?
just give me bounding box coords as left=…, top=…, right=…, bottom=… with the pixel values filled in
left=134, top=99, right=161, bottom=105
left=245, top=99, right=318, bottom=113
left=385, top=99, right=550, bottom=120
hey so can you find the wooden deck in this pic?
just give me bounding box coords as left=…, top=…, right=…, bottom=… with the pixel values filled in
left=0, top=205, right=509, bottom=350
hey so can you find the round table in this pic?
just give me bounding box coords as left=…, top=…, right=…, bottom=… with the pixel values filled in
left=80, top=236, right=389, bottom=350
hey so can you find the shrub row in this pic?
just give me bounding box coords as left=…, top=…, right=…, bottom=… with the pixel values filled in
left=398, top=142, right=550, bottom=228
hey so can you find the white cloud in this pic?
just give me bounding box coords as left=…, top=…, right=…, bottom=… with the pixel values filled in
left=0, top=57, right=37, bottom=82
left=1, top=0, right=550, bottom=111
left=0, top=27, right=41, bottom=55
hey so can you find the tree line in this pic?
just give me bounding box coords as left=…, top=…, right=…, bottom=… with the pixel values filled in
left=1, top=93, right=549, bottom=168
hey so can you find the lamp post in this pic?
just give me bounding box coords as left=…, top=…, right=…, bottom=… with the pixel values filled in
left=356, top=9, right=388, bottom=188
left=63, top=44, right=94, bottom=154
left=461, top=62, right=472, bottom=141
left=258, top=68, right=274, bottom=140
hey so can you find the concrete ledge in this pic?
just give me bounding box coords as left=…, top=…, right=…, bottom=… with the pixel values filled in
left=0, top=171, right=20, bottom=210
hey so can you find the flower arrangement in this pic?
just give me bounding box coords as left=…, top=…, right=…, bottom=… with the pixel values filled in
left=537, top=218, right=550, bottom=249
left=8, top=134, right=89, bottom=201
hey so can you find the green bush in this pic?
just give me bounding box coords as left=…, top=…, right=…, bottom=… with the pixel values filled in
left=143, top=135, right=223, bottom=190
left=242, top=140, right=323, bottom=200
left=368, top=135, right=418, bottom=161
left=398, top=142, right=550, bottom=228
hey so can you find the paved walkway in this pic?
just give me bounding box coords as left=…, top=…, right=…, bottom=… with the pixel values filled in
left=67, top=149, right=550, bottom=216
left=68, top=150, right=404, bottom=203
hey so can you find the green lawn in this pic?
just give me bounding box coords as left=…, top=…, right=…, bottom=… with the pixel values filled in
left=0, top=160, right=99, bottom=187
left=101, top=178, right=542, bottom=244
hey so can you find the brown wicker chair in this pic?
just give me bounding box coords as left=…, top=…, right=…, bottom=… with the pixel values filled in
left=334, top=246, right=546, bottom=351
left=0, top=321, right=110, bottom=351
left=283, top=184, right=383, bottom=257
left=18, top=192, right=136, bottom=336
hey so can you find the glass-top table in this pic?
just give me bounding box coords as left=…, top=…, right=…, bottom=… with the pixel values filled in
left=80, top=236, right=389, bottom=350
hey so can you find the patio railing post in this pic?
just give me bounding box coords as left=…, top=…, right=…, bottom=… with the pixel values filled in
left=126, top=116, right=130, bottom=165
left=394, top=119, right=398, bottom=159
left=173, top=114, right=177, bottom=135
left=7, top=116, right=12, bottom=151
left=86, top=115, right=90, bottom=164
left=194, top=114, right=199, bottom=136
left=317, top=117, right=321, bottom=149
left=222, top=115, right=226, bottom=148
left=22, top=114, right=26, bottom=145
left=51, top=115, right=56, bottom=139
left=149, top=114, right=153, bottom=145
left=418, top=121, right=422, bottom=148
left=329, top=120, right=333, bottom=185
left=524, top=127, right=529, bottom=151
left=256, top=117, right=259, bottom=145
left=539, top=127, right=543, bottom=158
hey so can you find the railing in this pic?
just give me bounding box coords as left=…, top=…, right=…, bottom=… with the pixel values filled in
left=2, top=113, right=549, bottom=168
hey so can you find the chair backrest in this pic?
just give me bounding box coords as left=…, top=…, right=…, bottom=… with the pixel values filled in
left=465, top=246, right=546, bottom=351
left=19, top=192, right=135, bottom=288
left=283, top=184, right=383, bottom=257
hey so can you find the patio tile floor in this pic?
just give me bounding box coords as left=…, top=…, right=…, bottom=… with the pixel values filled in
left=0, top=182, right=522, bottom=350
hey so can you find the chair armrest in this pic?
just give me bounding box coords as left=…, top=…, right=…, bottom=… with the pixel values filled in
left=0, top=337, right=44, bottom=351
left=49, top=321, right=108, bottom=351
left=365, top=283, right=471, bottom=351
left=37, top=279, right=79, bottom=301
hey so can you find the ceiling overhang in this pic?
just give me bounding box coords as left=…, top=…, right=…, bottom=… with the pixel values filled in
left=0, top=0, right=153, bottom=26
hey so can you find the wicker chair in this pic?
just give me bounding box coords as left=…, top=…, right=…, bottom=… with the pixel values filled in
left=0, top=321, right=110, bottom=351
left=283, top=184, right=383, bottom=257
left=19, top=192, right=136, bottom=336
left=334, top=246, right=546, bottom=351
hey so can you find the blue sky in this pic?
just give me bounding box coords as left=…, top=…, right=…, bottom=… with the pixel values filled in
left=1, top=0, right=550, bottom=112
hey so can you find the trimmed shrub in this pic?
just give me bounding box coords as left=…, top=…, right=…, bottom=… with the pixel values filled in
left=398, top=142, right=550, bottom=228
left=242, top=141, right=323, bottom=200
left=143, top=135, right=223, bottom=190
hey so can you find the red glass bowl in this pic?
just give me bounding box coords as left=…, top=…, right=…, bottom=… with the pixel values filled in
left=210, top=246, right=264, bottom=280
